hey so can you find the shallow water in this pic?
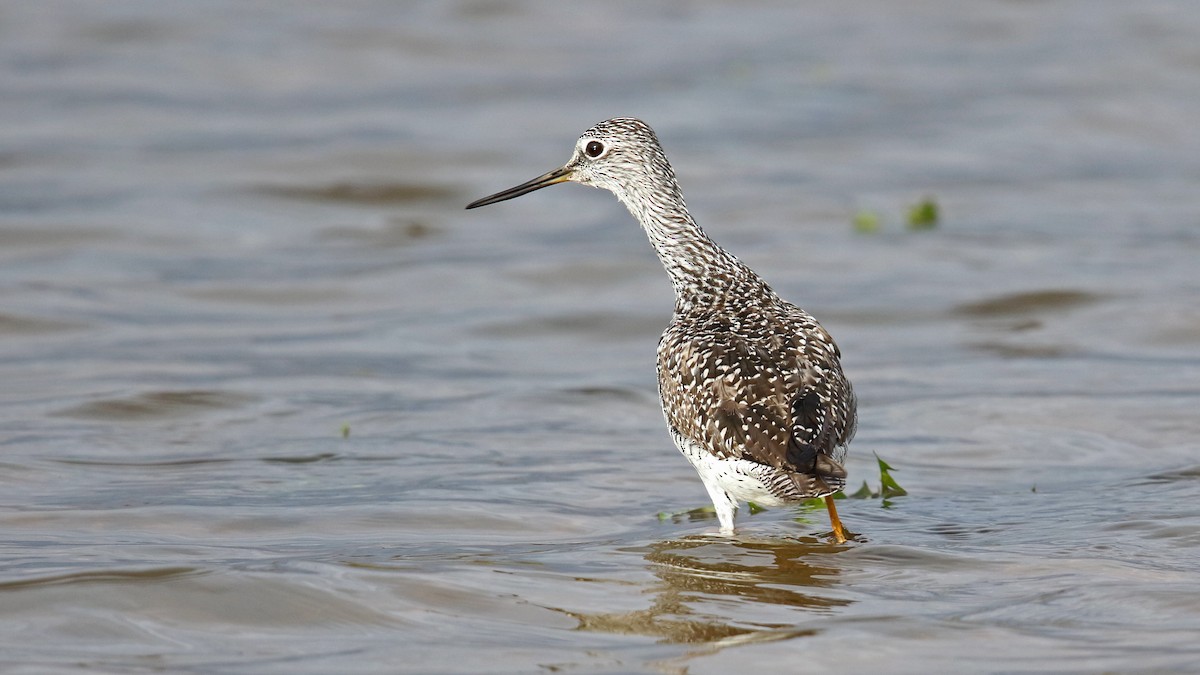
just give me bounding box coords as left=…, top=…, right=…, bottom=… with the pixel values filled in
left=2, top=1, right=1200, bottom=672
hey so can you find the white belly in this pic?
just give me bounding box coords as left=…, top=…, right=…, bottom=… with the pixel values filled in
left=672, top=434, right=791, bottom=507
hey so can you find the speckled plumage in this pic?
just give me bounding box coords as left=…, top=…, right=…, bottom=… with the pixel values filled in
left=467, top=118, right=856, bottom=537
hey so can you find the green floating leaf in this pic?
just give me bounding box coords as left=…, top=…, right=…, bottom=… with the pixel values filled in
left=848, top=481, right=876, bottom=499
left=340, top=423, right=351, bottom=439
left=876, top=452, right=908, bottom=498
left=852, top=209, right=881, bottom=234
left=747, top=501, right=767, bottom=514
left=800, top=490, right=847, bottom=509
left=658, top=505, right=717, bottom=523
left=906, top=197, right=940, bottom=230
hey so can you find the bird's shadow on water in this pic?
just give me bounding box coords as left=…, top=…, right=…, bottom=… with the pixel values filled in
left=552, top=532, right=853, bottom=649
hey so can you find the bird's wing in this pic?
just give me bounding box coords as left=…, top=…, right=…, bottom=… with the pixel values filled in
left=658, top=320, right=851, bottom=478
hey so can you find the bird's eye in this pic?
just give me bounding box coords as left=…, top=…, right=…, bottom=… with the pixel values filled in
left=585, top=140, right=604, bottom=158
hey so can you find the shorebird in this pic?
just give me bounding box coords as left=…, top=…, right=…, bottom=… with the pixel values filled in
left=466, top=118, right=855, bottom=542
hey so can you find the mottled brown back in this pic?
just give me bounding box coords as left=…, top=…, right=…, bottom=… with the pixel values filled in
left=656, top=269, right=855, bottom=494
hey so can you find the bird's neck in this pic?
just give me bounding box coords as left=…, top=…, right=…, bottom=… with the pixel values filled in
left=612, top=174, right=756, bottom=308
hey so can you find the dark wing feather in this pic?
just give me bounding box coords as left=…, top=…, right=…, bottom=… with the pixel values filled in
left=657, top=303, right=854, bottom=485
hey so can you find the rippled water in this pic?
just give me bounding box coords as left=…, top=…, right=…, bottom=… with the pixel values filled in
left=3, top=1, right=1199, bottom=672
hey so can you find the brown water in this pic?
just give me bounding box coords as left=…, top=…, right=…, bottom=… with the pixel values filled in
left=3, top=1, right=1200, bottom=672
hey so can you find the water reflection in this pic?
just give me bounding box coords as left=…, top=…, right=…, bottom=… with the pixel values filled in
left=563, top=535, right=849, bottom=646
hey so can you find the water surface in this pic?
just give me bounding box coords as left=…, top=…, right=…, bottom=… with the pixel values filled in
left=2, top=1, right=1199, bottom=672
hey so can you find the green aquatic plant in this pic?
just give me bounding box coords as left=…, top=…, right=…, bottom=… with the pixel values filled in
left=806, top=453, right=907, bottom=507
left=851, top=198, right=939, bottom=233
left=658, top=504, right=714, bottom=522
left=906, top=197, right=939, bottom=230
left=661, top=453, right=907, bottom=524
left=874, top=454, right=908, bottom=499
left=852, top=209, right=881, bottom=234
left=340, top=423, right=351, bottom=439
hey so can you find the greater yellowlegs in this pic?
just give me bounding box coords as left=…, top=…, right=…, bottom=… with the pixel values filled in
left=466, top=118, right=855, bottom=542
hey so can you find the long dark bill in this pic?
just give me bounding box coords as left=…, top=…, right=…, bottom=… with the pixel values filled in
left=465, top=166, right=573, bottom=209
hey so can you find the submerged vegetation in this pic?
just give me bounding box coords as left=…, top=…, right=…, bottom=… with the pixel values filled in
left=906, top=197, right=940, bottom=230
left=660, top=453, right=907, bottom=525
left=803, top=452, right=907, bottom=509
left=846, top=453, right=908, bottom=502
left=852, top=209, right=882, bottom=233
left=852, top=196, right=941, bottom=233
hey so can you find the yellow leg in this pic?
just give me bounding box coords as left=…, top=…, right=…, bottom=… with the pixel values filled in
left=825, top=495, right=848, bottom=544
